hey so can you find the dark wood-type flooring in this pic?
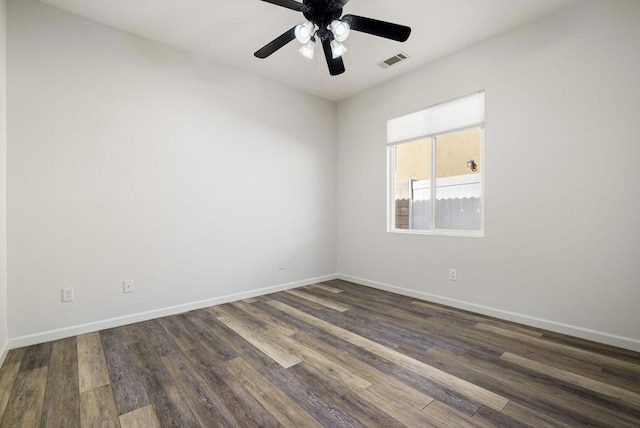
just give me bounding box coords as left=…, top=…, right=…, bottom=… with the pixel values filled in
left=1, top=280, right=640, bottom=427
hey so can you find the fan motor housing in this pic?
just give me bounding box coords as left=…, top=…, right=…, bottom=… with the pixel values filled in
left=302, top=0, right=343, bottom=26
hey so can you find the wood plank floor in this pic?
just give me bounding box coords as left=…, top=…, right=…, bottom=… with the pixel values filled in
left=1, top=280, right=639, bottom=427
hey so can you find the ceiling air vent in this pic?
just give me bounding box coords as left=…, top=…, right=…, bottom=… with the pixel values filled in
left=380, top=52, right=410, bottom=69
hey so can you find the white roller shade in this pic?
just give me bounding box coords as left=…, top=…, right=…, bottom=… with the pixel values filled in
left=387, top=91, right=485, bottom=144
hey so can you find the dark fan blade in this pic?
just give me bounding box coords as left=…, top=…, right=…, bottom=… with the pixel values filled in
left=260, top=0, right=304, bottom=11
left=322, top=38, right=345, bottom=76
left=343, top=14, right=411, bottom=42
left=254, top=27, right=297, bottom=59
left=335, top=0, right=351, bottom=5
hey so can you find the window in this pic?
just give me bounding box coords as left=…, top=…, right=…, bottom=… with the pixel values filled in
left=387, top=91, right=485, bottom=236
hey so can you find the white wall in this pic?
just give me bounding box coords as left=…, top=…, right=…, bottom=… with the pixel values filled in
left=6, top=0, right=639, bottom=352
left=0, top=0, right=7, bottom=364
left=7, top=0, right=336, bottom=344
left=337, top=0, right=640, bottom=351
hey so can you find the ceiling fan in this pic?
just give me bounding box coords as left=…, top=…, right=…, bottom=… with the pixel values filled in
left=254, top=0, right=412, bottom=76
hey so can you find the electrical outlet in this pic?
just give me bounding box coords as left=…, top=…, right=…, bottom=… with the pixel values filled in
left=123, top=279, right=134, bottom=294
left=62, top=287, right=74, bottom=303
left=449, top=269, right=457, bottom=281
left=279, top=259, right=286, bottom=270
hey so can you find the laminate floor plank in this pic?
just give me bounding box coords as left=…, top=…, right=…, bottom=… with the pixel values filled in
left=501, top=351, right=640, bottom=408
left=211, top=303, right=268, bottom=332
left=424, top=345, right=640, bottom=427
left=340, top=307, right=446, bottom=350
left=192, top=314, right=274, bottom=369
left=267, top=299, right=510, bottom=412
left=501, top=401, right=573, bottom=428
left=40, top=337, right=80, bottom=428
left=408, top=299, right=544, bottom=338
left=406, top=300, right=480, bottom=328
left=540, top=328, right=640, bottom=362
left=263, top=329, right=372, bottom=393
left=128, top=340, right=200, bottom=428
left=157, top=315, right=202, bottom=354
left=120, top=324, right=140, bottom=346
left=314, top=292, right=487, bottom=359
left=254, top=294, right=277, bottom=302
left=313, top=285, right=411, bottom=312
left=358, top=385, right=438, bottom=428
left=77, top=333, right=110, bottom=393
left=0, top=366, right=48, bottom=428
left=2, top=280, right=639, bottom=427
left=255, top=299, right=483, bottom=415
left=100, top=328, right=150, bottom=416
left=306, top=286, right=412, bottom=319
left=504, top=347, right=640, bottom=394
left=471, top=405, right=529, bottom=427
left=290, top=329, right=435, bottom=411
left=2, top=350, right=25, bottom=367
left=476, top=322, right=640, bottom=373
left=285, top=289, right=350, bottom=312
left=400, top=310, right=604, bottom=376
left=259, top=362, right=367, bottom=428
left=288, top=361, right=406, bottom=428
left=175, top=312, right=238, bottom=362
left=225, top=357, right=322, bottom=428
left=127, top=319, right=182, bottom=358
left=18, top=343, right=51, bottom=373
left=161, top=352, right=240, bottom=428
left=184, top=347, right=281, bottom=427
left=119, top=405, right=161, bottom=428
left=306, top=283, right=344, bottom=294
left=337, top=282, right=416, bottom=307
left=422, top=400, right=483, bottom=428
left=0, top=364, right=21, bottom=420
left=203, top=305, right=228, bottom=319
left=460, top=326, right=622, bottom=389
left=79, top=384, right=119, bottom=428
left=271, top=294, right=405, bottom=350
left=217, top=314, right=302, bottom=368
left=319, top=278, right=348, bottom=289
left=232, top=300, right=298, bottom=336
left=386, top=313, right=506, bottom=361
left=392, top=308, right=519, bottom=357
left=601, top=365, right=640, bottom=391
left=270, top=292, right=327, bottom=312
left=306, top=289, right=487, bottom=355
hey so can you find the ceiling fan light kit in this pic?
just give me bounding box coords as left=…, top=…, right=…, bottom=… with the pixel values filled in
left=329, top=19, right=350, bottom=42
left=329, top=39, right=347, bottom=59
left=299, top=40, right=316, bottom=59
left=255, top=0, right=411, bottom=76
left=294, top=21, right=316, bottom=44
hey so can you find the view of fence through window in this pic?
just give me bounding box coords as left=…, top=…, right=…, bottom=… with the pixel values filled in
left=393, top=127, right=482, bottom=231
left=387, top=91, right=484, bottom=235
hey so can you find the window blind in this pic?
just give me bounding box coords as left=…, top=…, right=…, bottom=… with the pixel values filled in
left=387, top=91, right=485, bottom=144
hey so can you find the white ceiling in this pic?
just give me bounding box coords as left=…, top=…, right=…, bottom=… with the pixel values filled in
left=37, top=0, right=575, bottom=101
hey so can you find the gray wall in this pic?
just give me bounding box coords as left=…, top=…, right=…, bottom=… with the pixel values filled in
left=7, top=0, right=336, bottom=344
left=336, top=0, right=640, bottom=350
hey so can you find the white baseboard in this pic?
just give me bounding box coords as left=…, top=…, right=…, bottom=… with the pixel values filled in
left=8, top=274, right=337, bottom=350
left=9, top=272, right=639, bottom=353
left=338, top=273, right=640, bottom=353
left=0, top=341, right=8, bottom=368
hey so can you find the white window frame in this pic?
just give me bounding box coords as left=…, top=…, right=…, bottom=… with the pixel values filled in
left=386, top=91, right=485, bottom=238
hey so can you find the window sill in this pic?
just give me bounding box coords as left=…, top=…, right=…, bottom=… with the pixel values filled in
left=387, top=228, right=484, bottom=238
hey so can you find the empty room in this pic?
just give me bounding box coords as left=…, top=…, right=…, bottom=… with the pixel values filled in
left=1, top=0, right=639, bottom=426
